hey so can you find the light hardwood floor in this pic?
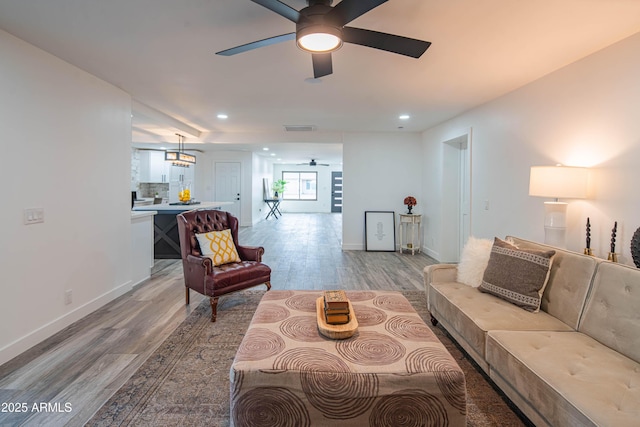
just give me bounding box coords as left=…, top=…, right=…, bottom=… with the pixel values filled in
left=0, top=213, right=437, bottom=426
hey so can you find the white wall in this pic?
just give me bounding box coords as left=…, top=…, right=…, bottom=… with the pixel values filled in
left=0, top=30, right=133, bottom=364
left=252, top=153, right=273, bottom=224
left=423, top=31, right=640, bottom=265
left=342, top=132, right=423, bottom=250
left=272, top=163, right=343, bottom=213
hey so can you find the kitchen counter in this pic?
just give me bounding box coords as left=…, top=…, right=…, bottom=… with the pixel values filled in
left=131, top=210, right=157, bottom=219
left=132, top=201, right=234, bottom=259
left=132, top=201, right=233, bottom=212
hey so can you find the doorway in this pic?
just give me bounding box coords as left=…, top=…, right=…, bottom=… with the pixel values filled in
left=215, top=162, right=241, bottom=218
left=331, top=171, right=343, bottom=213
left=441, top=133, right=471, bottom=262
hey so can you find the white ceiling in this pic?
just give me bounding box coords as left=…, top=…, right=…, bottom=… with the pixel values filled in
left=1, top=0, right=639, bottom=165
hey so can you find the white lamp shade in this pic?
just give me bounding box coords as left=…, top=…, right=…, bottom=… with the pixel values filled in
left=529, top=166, right=588, bottom=199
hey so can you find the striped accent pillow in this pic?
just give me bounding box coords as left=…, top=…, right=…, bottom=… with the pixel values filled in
left=479, top=238, right=555, bottom=312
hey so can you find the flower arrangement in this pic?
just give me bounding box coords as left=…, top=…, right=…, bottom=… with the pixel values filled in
left=404, top=196, right=417, bottom=214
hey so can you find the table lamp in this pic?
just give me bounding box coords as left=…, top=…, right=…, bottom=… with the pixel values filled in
left=529, top=165, right=588, bottom=247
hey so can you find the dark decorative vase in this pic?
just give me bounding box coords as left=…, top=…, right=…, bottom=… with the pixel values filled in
left=407, top=206, right=413, bottom=214
left=631, top=227, right=640, bottom=268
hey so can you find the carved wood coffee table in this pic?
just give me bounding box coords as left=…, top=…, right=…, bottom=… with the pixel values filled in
left=230, top=290, right=466, bottom=426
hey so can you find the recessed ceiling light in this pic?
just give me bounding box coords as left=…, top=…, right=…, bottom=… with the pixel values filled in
left=263, top=147, right=269, bottom=151
left=270, top=153, right=276, bottom=156
left=217, top=113, right=228, bottom=119
left=399, top=114, right=410, bottom=120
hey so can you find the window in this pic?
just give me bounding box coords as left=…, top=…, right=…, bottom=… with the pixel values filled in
left=282, top=171, right=317, bottom=200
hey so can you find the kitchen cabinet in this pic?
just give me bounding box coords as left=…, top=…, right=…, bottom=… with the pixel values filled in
left=139, top=150, right=196, bottom=185
left=168, top=158, right=196, bottom=203
left=168, top=162, right=196, bottom=203
left=170, top=163, right=194, bottom=184
left=139, top=150, right=171, bottom=183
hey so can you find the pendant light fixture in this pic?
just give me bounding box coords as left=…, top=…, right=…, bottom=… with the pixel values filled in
left=165, top=133, right=196, bottom=167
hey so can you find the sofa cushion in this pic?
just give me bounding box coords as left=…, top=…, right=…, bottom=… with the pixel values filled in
left=486, top=330, right=640, bottom=427
left=507, top=237, right=598, bottom=329
left=578, top=261, right=640, bottom=364
left=479, top=238, right=555, bottom=312
left=456, top=236, right=493, bottom=287
left=428, top=281, right=573, bottom=371
left=196, top=229, right=241, bottom=266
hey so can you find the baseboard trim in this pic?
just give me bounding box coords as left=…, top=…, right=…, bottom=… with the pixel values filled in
left=0, top=280, right=133, bottom=366
left=424, top=247, right=440, bottom=261
left=131, top=275, right=151, bottom=288
left=342, top=243, right=364, bottom=251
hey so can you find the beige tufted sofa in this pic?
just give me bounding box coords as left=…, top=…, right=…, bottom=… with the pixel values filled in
left=424, top=236, right=640, bottom=427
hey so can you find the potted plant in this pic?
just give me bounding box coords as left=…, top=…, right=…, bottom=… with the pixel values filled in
left=272, top=179, right=287, bottom=198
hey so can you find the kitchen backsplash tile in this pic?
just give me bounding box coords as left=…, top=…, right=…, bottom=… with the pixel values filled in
left=139, top=182, right=169, bottom=198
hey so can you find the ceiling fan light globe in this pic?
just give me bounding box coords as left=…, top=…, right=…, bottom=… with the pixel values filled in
left=297, top=26, right=342, bottom=52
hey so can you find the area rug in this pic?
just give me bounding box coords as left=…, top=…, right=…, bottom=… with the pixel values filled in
left=88, top=290, right=529, bottom=426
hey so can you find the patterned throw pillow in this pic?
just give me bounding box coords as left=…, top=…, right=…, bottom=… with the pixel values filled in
left=479, top=237, right=555, bottom=312
left=195, top=229, right=241, bottom=266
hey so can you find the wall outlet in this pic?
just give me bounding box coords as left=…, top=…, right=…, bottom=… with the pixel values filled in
left=24, top=208, right=45, bottom=225
left=64, top=289, right=72, bottom=305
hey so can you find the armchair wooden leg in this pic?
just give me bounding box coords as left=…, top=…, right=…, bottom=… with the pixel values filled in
left=210, top=297, right=219, bottom=322
left=265, top=281, right=271, bottom=291
left=185, top=288, right=190, bottom=305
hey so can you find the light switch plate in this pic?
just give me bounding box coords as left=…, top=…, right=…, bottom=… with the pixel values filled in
left=24, top=208, right=44, bottom=225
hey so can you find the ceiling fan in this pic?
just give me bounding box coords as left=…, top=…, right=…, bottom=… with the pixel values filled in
left=297, top=159, right=329, bottom=166
left=216, top=0, right=431, bottom=78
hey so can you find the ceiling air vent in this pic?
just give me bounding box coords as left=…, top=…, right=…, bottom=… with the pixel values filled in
left=284, top=125, right=316, bottom=132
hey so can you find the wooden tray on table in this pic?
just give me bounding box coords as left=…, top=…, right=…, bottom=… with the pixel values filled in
left=316, top=297, right=358, bottom=340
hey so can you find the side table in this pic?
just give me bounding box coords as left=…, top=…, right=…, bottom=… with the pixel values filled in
left=399, top=213, right=422, bottom=255
left=264, top=198, right=282, bottom=219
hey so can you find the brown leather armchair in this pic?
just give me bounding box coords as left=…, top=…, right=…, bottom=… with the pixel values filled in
left=177, top=209, right=271, bottom=321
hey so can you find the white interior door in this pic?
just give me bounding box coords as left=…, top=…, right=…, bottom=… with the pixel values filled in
left=215, top=162, right=241, bottom=218
left=441, top=133, right=471, bottom=262
left=458, top=138, right=471, bottom=256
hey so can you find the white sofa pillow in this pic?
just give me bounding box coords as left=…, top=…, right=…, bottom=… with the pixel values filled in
left=457, top=236, right=493, bottom=287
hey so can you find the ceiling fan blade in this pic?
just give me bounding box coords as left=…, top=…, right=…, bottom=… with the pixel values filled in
left=251, top=0, right=301, bottom=23
left=327, top=0, right=388, bottom=26
left=312, top=53, right=333, bottom=78
left=216, top=33, right=295, bottom=56
left=342, top=27, right=431, bottom=58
